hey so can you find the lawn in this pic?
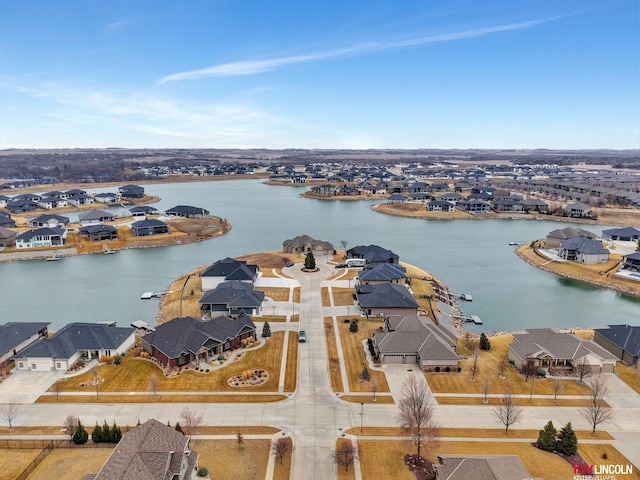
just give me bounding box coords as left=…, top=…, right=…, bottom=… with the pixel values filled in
left=435, top=396, right=599, bottom=407
left=346, top=427, right=613, bottom=440
left=321, top=287, right=331, bottom=306
left=255, top=287, right=291, bottom=302
left=191, top=439, right=273, bottom=480
left=426, top=334, right=592, bottom=397
left=325, top=318, right=344, bottom=392
left=616, top=361, right=640, bottom=395
left=0, top=448, right=40, bottom=480
left=332, top=287, right=357, bottom=307
left=336, top=316, right=389, bottom=393
left=284, top=331, right=298, bottom=392
left=578, top=444, right=640, bottom=479
left=336, top=438, right=357, bottom=480
left=340, top=395, right=395, bottom=404
left=26, top=447, right=114, bottom=480
left=37, top=394, right=287, bottom=403
left=51, top=332, right=286, bottom=394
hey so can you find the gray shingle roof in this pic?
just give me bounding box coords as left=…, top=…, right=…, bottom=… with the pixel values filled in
left=0, top=322, right=49, bottom=356
left=347, top=245, right=399, bottom=264
left=356, top=283, right=418, bottom=309
left=198, top=281, right=265, bottom=309
left=595, top=324, right=640, bottom=356
left=201, top=257, right=257, bottom=279
left=602, top=227, right=640, bottom=238
left=16, top=227, right=65, bottom=241
left=282, top=234, right=334, bottom=252
left=435, top=454, right=539, bottom=480
left=358, top=263, right=406, bottom=282
left=560, top=237, right=609, bottom=254
left=78, top=210, right=114, bottom=221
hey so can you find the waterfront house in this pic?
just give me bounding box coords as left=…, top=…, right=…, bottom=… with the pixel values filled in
left=594, top=324, right=640, bottom=367
left=558, top=237, right=609, bottom=264
left=456, top=200, right=491, bottom=214
left=0, top=322, right=49, bottom=367
left=434, top=454, right=540, bottom=480
left=87, top=418, right=199, bottom=480
left=65, top=188, right=87, bottom=198
left=199, top=281, right=265, bottom=318
left=166, top=205, right=209, bottom=218
left=427, top=200, right=455, bottom=212
left=386, top=194, right=409, bottom=204
left=201, top=257, right=259, bottom=291
left=131, top=219, right=170, bottom=236
left=141, top=315, right=256, bottom=368
left=13, top=322, right=135, bottom=371
left=621, top=252, right=640, bottom=272
left=490, top=199, right=523, bottom=212
left=520, top=198, right=549, bottom=213
left=118, top=184, right=145, bottom=198
left=309, top=184, right=337, bottom=196
left=15, top=227, right=66, bottom=249
left=0, top=226, right=17, bottom=248
left=346, top=245, right=399, bottom=265
left=78, top=210, right=115, bottom=225
left=602, top=227, right=640, bottom=241
left=28, top=214, right=70, bottom=229
left=282, top=234, right=335, bottom=256
left=358, top=263, right=407, bottom=285
left=67, top=194, right=95, bottom=206
left=372, top=314, right=458, bottom=368
left=565, top=202, right=593, bottom=218
left=507, top=328, right=617, bottom=375
left=355, top=283, right=419, bottom=317
left=129, top=205, right=159, bottom=217
left=545, top=226, right=596, bottom=248
left=78, top=224, right=119, bottom=241
left=93, top=192, right=121, bottom=203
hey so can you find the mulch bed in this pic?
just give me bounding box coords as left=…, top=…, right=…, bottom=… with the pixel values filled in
left=404, top=454, right=436, bottom=480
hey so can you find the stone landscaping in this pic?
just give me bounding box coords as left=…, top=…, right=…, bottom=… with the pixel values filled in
left=227, top=369, right=269, bottom=387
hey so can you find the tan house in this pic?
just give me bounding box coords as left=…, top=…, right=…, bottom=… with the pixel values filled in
left=282, top=234, right=335, bottom=256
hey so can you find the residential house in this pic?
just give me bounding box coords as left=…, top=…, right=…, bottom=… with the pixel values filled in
left=0, top=322, right=49, bottom=367
left=166, top=205, right=209, bottom=218
left=0, top=213, right=16, bottom=228
left=355, top=283, right=419, bottom=317
left=427, top=200, right=455, bottom=212
left=28, top=214, right=70, bottom=229
left=37, top=196, right=68, bottom=209
left=454, top=181, right=473, bottom=192
left=141, top=315, right=256, bottom=368
left=490, top=199, right=523, bottom=212
left=6, top=200, right=38, bottom=213
left=13, top=322, right=135, bottom=371
left=338, top=185, right=359, bottom=196
left=427, top=182, right=449, bottom=193
left=346, top=245, right=399, bottom=265
left=358, top=263, right=407, bottom=285
left=408, top=182, right=429, bottom=194
left=118, top=184, right=145, bottom=198
left=457, top=200, right=491, bottom=214
left=519, top=198, right=549, bottom=213
left=78, top=209, right=116, bottom=225
left=198, top=281, right=265, bottom=317
left=201, top=257, right=259, bottom=291
left=386, top=194, right=408, bottom=204
left=282, top=234, right=335, bottom=256
left=545, top=227, right=596, bottom=248
left=67, top=194, right=95, bottom=206
left=0, top=226, right=17, bottom=248
left=558, top=237, right=609, bottom=264
left=87, top=418, right=199, bottom=480
left=507, top=328, right=617, bottom=375
left=15, top=227, right=66, bottom=249
left=79, top=224, right=119, bottom=241
left=93, top=192, right=121, bottom=203
left=565, top=202, right=594, bottom=218
left=0, top=195, right=9, bottom=208
left=434, top=454, right=540, bottom=480
left=131, top=219, right=170, bottom=236
left=621, top=252, right=640, bottom=272
left=409, top=192, right=430, bottom=202
left=129, top=205, right=159, bottom=217
left=439, top=192, right=464, bottom=202
left=602, top=227, right=640, bottom=242
left=309, top=184, right=337, bottom=196
left=373, top=315, right=458, bottom=368
left=65, top=188, right=87, bottom=198
left=594, top=324, right=640, bottom=367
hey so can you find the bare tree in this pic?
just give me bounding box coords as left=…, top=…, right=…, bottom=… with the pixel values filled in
left=580, top=374, right=615, bottom=435
left=482, top=376, right=491, bottom=404
left=179, top=406, right=203, bottom=440
left=149, top=373, right=159, bottom=400
left=333, top=439, right=357, bottom=472
left=494, top=390, right=522, bottom=434
left=396, top=376, right=439, bottom=458
left=575, top=357, right=591, bottom=384
left=272, top=436, right=292, bottom=464
left=553, top=378, right=562, bottom=404
left=0, top=400, right=19, bottom=430
left=54, top=380, right=61, bottom=400
left=469, top=348, right=479, bottom=382
left=236, top=432, right=244, bottom=450
left=64, top=415, right=78, bottom=438
left=462, top=332, right=477, bottom=352
left=497, top=359, right=507, bottom=379
left=371, top=379, right=378, bottom=402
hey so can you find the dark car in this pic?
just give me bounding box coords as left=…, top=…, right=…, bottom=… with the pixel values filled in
left=298, top=330, right=306, bottom=342
left=285, top=262, right=294, bottom=267
left=334, top=263, right=347, bottom=269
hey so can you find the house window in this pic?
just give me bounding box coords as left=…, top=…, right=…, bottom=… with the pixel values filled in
left=31, top=364, right=36, bottom=370
left=56, top=362, right=62, bottom=369
left=18, top=362, right=24, bottom=369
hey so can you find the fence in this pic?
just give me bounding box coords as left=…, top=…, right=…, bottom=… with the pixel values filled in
left=12, top=440, right=57, bottom=480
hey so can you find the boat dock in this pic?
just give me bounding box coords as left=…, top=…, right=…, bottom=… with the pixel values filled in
left=454, top=314, right=483, bottom=325
left=140, top=290, right=170, bottom=300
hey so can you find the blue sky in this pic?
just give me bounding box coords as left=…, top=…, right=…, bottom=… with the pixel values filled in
left=1, top=0, right=638, bottom=150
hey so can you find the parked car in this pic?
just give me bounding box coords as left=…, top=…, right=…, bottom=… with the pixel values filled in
left=285, top=262, right=294, bottom=267
left=334, top=263, right=347, bottom=268
left=298, top=330, right=306, bottom=342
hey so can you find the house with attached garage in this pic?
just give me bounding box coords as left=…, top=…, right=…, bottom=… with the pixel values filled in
left=6, top=200, right=38, bottom=213
left=93, top=192, right=121, bottom=204
left=358, top=263, right=407, bottom=285
left=78, top=224, right=119, bottom=241
left=0, top=213, right=16, bottom=228
left=593, top=324, right=640, bottom=367
left=427, top=200, right=455, bottom=212
left=140, top=315, right=256, bottom=368
left=37, top=196, right=68, bottom=209
left=0, top=226, right=17, bottom=248
left=199, top=281, right=265, bottom=318
left=129, top=205, right=159, bottom=217
left=200, top=257, right=259, bottom=291
left=434, top=454, right=540, bottom=480
left=13, top=322, right=135, bottom=371
left=507, top=328, right=617, bottom=375
left=29, top=214, right=70, bottom=229
left=602, top=226, right=640, bottom=242
left=15, top=227, right=66, bottom=249
left=373, top=314, right=458, bottom=369
left=131, top=219, right=170, bottom=236
left=118, top=184, right=145, bottom=198
left=0, top=322, right=50, bottom=367
left=346, top=244, right=399, bottom=265
left=558, top=237, right=609, bottom=264
left=67, top=194, right=95, bottom=206
left=519, top=198, right=549, bottom=213
left=78, top=209, right=115, bottom=225
left=282, top=234, right=335, bottom=256
left=355, top=282, right=419, bottom=317
left=85, top=418, right=199, bottom=480
left=165, top=205, right=209, bottom=218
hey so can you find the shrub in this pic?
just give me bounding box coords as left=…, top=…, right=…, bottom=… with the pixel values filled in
left=92, top=423, right=103, bottom=443
left=537, top=421, right=557, bottom=452
left=73, top=421, right=89, bottom=445
left=435, top=367, right=440, bottom=372
left=198, top=467, right=208, bottom=477
left=113, top=354, right=122, bottom=365
left=140, top=351, right=149, bottom=359
left=100, top=355, right=114, bottom=363
left=602, top=452, right=608, bottom=460
left=349, top=319, right=359, bottom=333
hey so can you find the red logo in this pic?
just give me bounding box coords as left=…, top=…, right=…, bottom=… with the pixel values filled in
left=573, top=461, right=594, bottom=475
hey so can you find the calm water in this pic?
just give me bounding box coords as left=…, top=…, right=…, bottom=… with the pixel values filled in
left=1, top=179, right=637, bottom=332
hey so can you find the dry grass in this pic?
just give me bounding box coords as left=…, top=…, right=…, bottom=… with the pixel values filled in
left=192, top=439, right=272, bottom=480
left=616, top=362, right=640, bottom=394
left=336, top=437, right=357, bottom=480
left=26, top=447, right=114, bottom=480
left=332, top=287, right=357, bottom=307
left=255, top=287, right=291, bottom=302
left=321, top=287, right=331, bottom=307
left=578, top=444, right=640, bottom=479
left=357, top=439, right=418, bottom=480
left=345, top=427, right=613, bottom=440
left=284, top=331, right=298, bottom=392
left=0, top=449, right=40, bottom=480
left=426, top=334, right=592, bottom=396
left=336, top=316, right=389, bottom=393
left=273, top=437, right=293, bottom=480
left=340, top=395, right=395, bottom=404
left=435, top=396, right=602, bottom=407
left=51, top=332, right=286, bottom=393
left=325, top=318, right=344, bottom=392
left=37, top=394, right=287, bottom=403
left=375, top=202, right=474, bottom=219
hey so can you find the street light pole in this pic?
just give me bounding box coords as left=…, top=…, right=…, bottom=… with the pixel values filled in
left=93, top=367, right=99, bottom=399
left=360, top=403, right=364, bottom=433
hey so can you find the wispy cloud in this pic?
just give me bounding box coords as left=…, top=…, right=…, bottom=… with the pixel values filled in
left=159, top=17, right=559, bottom=83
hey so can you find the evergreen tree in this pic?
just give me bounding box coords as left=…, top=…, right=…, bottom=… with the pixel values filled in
left=175, top=422, right=184, bottom=434
left=136, top=419, right=141, bottom=426
left=349, top=319, right=359, bottom=333
left=262, top=321, right=272, bottom=338
left=102, top=420, right=112, bottom=443
left=536, top=420, right=557, bottom=452
left=479, top=333, right=491, bottom=351
left=111, top=421, right=122, bottom=443
left=360, top=366, right=371, bottom=382
left=92, top=423, right=103, bottom=443
left=73, top=421, right=89, bottom=445
left=304, top=251, right=316, bottom=270
left=556, top=422, right=578, bottom=456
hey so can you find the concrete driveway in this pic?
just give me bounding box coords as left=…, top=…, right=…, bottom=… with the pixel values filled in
left=0, top=369, right=64, bottom=404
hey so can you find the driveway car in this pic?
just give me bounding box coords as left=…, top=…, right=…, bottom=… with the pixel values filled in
left=298, top=330, right=306, bottom=342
